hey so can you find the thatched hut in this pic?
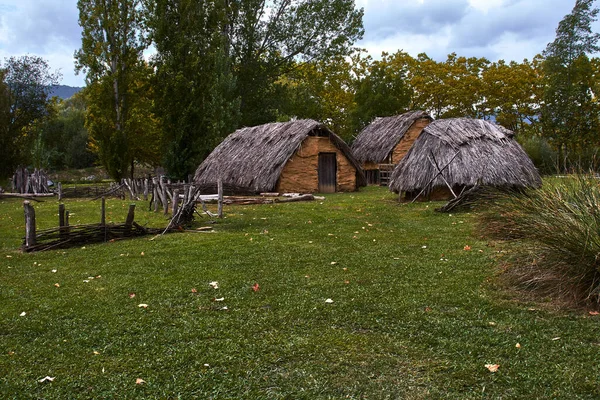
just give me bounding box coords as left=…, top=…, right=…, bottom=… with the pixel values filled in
left=389, top=118, right=542, bottom=201
left=351, top=111, right=433, bottom=185
left=194, top=119, right=365, bottom=194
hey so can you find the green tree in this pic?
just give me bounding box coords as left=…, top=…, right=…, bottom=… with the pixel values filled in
left=541, top=0, right=600, bottom=170
left=145, top=0, right=240, bottom=180
left=32, top=92, right=97, bottom=170
left=279, top=52, right=361, bottom=141
left=352, top=51, right=413, bottom=132
left=0, top=55, right=60, bottom=178
left=226, top=0, right=364, bottom=127
left=75, top=0, right=159, bottom=180
left=410, top=53, right=489, bottom=119
left=481, top=57, right=543, bottom=135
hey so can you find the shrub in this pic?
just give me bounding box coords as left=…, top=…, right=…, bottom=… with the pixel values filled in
left=518, top=135, right=557, bottom=175
left=480, top=174, right=600, bottom=305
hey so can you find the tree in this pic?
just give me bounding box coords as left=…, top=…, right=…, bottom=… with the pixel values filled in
left=481, top=57, right=543, bottom=135
left=75, top=0, right=159, bottom=180
left=145, top=0, right=240, bottom=180
left=0, top=55, right=60, bottom=178
left=410, top=53, right=489, bottom=119
left=541, top=0, right=600, bottom=170
left=32, top=92, right=97, bottom=170
left=278, top=52, right=360, bottom=141
left=225, top=0, right=364, bottom=127
left=352, top=51, right=413, bottom=132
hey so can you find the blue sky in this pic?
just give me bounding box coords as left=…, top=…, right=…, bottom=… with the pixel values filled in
left=0, top=0, right=587, bottom=87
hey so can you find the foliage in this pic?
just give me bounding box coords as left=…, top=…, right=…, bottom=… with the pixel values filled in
left=481, top=58, right=543, bottom=135
left=517, top=134, right=557, bottom=175
left=75, top=0, right=159, bottom=180
left=410, top=53, right=489, bottom=119
left=226, top=0, right=365, bottom=127
left=1, top=188, right=600, bottom=398
left=0, top=55, right=60, bottom=178
left=28, top=93, right=96, bottom=171
left=479, top=175, right=600, bottom=305
left=278, top=53, right=359, bottom=141
left=352, top=51, right=413, bottom=132
left=145, top=0, right=240, bottom=180
left=541, top=0, right=600, bottom=170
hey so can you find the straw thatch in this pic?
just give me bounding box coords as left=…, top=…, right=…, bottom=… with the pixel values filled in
left=389, top=118, right=542, bottom=198
left=194, top=119, right=365, bottom=194
left=351, top=111, right=433, bottom=165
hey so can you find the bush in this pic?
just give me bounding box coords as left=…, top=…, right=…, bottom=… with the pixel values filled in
left=480, top=174, right=600, bottom=305
left=518, top=135, right=557, bottom=175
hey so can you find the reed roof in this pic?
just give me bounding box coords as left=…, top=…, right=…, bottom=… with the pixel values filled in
left=351, top=110, right=433, bottom=164
left=389, top=118, right=542, bottom=194
left=194, top=119, right=365, bottom=193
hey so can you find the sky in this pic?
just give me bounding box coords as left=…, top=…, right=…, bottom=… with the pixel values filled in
left=0, top=0, right=589, bottom=87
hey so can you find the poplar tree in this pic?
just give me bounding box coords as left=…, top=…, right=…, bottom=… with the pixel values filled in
left=542, top=0, right=600, bottom=170
left=75, top=0, right=159, bottom=180
left=145, top=0, right=240, bottom=180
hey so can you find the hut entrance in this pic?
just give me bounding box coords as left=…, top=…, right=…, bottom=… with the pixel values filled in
left=318, top=153, right=337, bottom=193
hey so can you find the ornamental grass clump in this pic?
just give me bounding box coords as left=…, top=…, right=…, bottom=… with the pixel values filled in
left=480, top=174, right=600, bottom=305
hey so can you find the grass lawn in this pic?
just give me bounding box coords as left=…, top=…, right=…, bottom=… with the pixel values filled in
left=0, top=186, right=599, bottom=399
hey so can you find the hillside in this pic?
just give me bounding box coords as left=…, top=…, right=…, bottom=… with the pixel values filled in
left=49, top=85, right=83, bottom=99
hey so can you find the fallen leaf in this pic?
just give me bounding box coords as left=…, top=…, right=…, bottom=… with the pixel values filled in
left=464, top=245, right=471, bottom=251
left=214, top=297, right=225, bottom=302
left=209, top=281, right=219, bottom=289
left=129, top=292, right=136, bottom=298
left=8, top=351, right=15, bottom=356
left=38, top=376, right=55, bottom=383
left=191, top=288, right=198, bottom=293
left=485, top=364, right=499, bottom=373
left=422, top=245, right=427, bottom=249
left=138, top=303, right=148, bottom=308
left=424, top=306, right=432, bottom=312
left=325, top=298, right=334, bottom=304
left=515, top=343, right=521, bottom=348
left=589, top=311, right=599, bottom=316
left=19, top=312, right=26, bottom=317
left=203, top=363, right=210, bottom=367
left=304, top=275, right=310, bottom=278
left=51, top=269, right=57, bottom=273
left=135, top=378, right=146, bottom=385
left=252, top=283, right=260, bottom=292
left=140, top=252, right=145, bottom=256
left=552, top=337, right=561, bottom=341
left=331, top=261, right=337, bottom=265
left=343, top=267, right=348, bottom=271
left=83, top=280, right=89, bottom=283
left=93, top=351, right=100, bottom=355
left=344, top=280, right=350, bottom=284
left=54, top=283, right=60, bottom=288
left=221, top=306, right=228, bottom=310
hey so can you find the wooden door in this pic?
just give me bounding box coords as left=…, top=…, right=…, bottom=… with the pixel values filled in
left=318, top=153, right=337, bottom=193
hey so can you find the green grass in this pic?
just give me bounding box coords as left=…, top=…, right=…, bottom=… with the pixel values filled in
left=1, top=187, right=599, bottom=399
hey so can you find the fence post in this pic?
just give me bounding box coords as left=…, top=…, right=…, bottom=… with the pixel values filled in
left=59, top=204, right=65, bottom=227
left=172, top=189, right=180, bottom=215
left=125, top=204, right=136, bottom=228
left=23, top=201, right=36, bottom=249
left=217, top=178, right=223, bottom=219
left=101, top=197, right=106, bottom=225
left=57, top=182, right=63, bottom=201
